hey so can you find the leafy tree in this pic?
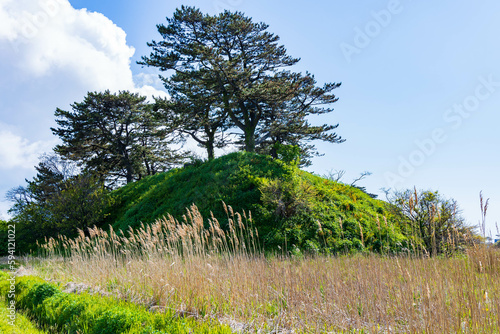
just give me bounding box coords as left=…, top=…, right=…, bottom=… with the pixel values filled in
left=6, top=155, right=111, bottom=253
left=52, top=90, right=184, bottom=186
left=49, top=173, right=112, bottom=236
left=140, top=6, right=343, bottom=157
left=389, top=189, right=477, bottom=255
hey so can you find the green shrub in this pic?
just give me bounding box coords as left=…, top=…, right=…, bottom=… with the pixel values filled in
left=41, top=293, right=88, bottom=332
left=93, top=308, right=144, bottom=334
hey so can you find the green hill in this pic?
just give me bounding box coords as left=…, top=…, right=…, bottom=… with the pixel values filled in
left=105, top=152, right=408, bottom=253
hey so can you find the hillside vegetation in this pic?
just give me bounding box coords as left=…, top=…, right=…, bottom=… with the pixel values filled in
left=105, top=152, right=408, bottom=253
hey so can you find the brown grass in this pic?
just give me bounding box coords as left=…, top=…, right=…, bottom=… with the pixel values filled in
left=29, top=205, right=500, bottom=333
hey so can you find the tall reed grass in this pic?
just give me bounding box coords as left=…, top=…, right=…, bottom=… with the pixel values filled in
left=31, top=204, right=500, bottom=333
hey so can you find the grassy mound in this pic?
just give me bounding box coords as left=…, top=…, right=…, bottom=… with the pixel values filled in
left=105, top=152, right=408, bottom=253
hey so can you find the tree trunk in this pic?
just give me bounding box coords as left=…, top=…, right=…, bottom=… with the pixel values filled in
left=125, top=163, right=134, bottom=183
left=270, top=143, right=278, bottom=158
left=207, top=145, right=215, bottom=160
left=143, top=153, right=152, bottom=176
left=123, top=153, right=134, bottom=183
left=206, top=131, right=215, bottom=160
left=244, top=126, right=256, bottom=152
left=205, top=126, right=215, bottom=160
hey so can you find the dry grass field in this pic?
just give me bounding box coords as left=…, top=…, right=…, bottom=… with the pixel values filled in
left=28, top=205, right=500, bottom=333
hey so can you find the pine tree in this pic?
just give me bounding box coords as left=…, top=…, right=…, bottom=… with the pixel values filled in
left=140, top=6, right=344, bottom=158
left=52, top=90, right=184, bottom=185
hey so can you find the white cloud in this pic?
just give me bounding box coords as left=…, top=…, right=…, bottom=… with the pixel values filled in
left=2, top=0, right=131, bottom=90
left=0, top=124, right=55, bottom=170
left=0, top=0, right=168, bottom=218
left=0, top=202, right=11, bottom=220
left=134, top=73, right=165, bottom=88
left=0, top=0, right=18, bottom=40
left=133, top=73, right=169, bottom=101
left=135, top=85, right=170, bottom=101
left=0, top=0, right=167, bottom=94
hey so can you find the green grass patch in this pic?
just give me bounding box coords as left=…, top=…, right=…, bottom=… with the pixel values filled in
left=0, top=302, right=48, bottom=334
left=0, top=272, right=231, bottom=334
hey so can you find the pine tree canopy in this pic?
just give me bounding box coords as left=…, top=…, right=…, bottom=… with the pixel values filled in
left=140, top=6, right=344, bottom=163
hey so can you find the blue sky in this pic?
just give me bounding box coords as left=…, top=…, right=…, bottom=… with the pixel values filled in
left=0, top=0, right=498, bottom=236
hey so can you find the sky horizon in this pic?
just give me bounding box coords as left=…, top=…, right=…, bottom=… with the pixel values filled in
left=0, top=0, right=498, bottom=237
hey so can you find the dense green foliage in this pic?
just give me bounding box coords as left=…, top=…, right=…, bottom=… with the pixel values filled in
left=0, top=272, right=231, bottom=334
left=5, top=155, right=112, bottom=254
left=106, top=152, right=408, bottom=253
